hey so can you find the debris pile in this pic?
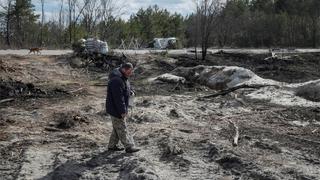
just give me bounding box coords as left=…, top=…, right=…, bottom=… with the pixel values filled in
left=0, top=60, right=15, bottom=72
left=0, top=80, right=70, bottom=100
left=69, top=53, right=129, bottom=71
left=52, top=111, right=89, bottom=129
left=71, top=38, right=132, bottom=71
left=85, top=38, right=109, bottom=55
left=0, top=80, right=44, bottom=99
left=73, top=38, right=109, bottom=55
left=162, top=141, right=184, bottom=156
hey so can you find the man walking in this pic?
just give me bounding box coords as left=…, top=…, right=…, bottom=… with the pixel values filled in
left=106, top=63, right=140, bottom=153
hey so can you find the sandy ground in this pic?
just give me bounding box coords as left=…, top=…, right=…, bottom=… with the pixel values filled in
left=0, top=52, right=320, bottom=179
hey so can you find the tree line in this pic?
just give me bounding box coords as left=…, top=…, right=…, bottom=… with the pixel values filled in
left=0, top=0, right=319, bottom=55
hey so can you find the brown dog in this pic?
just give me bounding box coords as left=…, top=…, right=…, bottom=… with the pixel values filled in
left=28, top=48, right=43, bottom=55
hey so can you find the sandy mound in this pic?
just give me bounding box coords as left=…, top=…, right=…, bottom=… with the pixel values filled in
left=171, top=65, right=279, bottom=90
left=154, top=65, right=320, bottom=107
left=246, top=80, right=320, bottom=107
left=295, top=80, right=320, bottom=102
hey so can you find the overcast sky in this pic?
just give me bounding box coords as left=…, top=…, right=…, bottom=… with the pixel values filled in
left=32, top=0, right=195, bottom=21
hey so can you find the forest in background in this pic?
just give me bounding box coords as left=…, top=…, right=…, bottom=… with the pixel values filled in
left=0, top=0, right=320, bottom=51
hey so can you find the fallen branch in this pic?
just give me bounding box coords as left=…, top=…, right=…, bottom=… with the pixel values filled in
left=170, top=82, right=181, bottom=92
left=228, top=120, right=239, bottom=146
left=312, top=128, right=318, bottom=134
left=69, top=87, right=84, bottom=94
left=0, top=98, right=14, bottom=104
left=44, top=127, right=61, bottom=132
left=198, top=84, right=274, bottom=99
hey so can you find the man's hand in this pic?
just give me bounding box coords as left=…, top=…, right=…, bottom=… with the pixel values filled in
left=130, top=90, right=136, bottom=96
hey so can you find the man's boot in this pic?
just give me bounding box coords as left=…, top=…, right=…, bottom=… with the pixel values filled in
left=108, top=146, right=125, bottom=151
left=126, top=147, right=140, bottom=153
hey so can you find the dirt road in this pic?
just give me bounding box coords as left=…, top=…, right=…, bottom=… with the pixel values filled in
left=0, top=49, right=73, bottom=56
left=1, top=53, right=320, bottom=179
left=1, top=48, right=320, bottom=56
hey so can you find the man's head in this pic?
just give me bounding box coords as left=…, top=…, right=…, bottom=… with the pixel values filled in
left=120, top=63, right=134, bottom=78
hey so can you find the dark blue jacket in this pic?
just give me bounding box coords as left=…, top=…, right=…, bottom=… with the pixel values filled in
left=106, top=68, right=130, bottom=118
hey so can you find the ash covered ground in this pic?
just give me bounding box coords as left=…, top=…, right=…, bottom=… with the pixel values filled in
left=0, top=51, right=320, bottom=180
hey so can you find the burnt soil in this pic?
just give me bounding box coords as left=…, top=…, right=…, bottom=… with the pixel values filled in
left=0, top=53, right=320, bottom=180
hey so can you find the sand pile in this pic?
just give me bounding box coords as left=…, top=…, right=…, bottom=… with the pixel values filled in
left=153, top=65, right=320, bottom=107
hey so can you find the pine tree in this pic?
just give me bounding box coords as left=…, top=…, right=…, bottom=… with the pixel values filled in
left=13, top=0, right=39, bottom=47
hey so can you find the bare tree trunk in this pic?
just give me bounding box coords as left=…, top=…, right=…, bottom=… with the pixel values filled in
left=194, top=10, right=199, bottom=60
left=6, top=16, right=10, bottom=46
left=312, top=17, right=318, bottom=48
left=59, top=0, right=64, bottom=28
left=5, top=0, right=12, bottom=47
left=194, top=46, right=198, bottom=60
left=40, top=0, right=44, bottom=46
left=72, top=0, right=76, bottom=42
left=68, top=0, right=72, bottom=44
left=16, top=1, right=22, bottom=48
left=195, top=0, right=220, bottom=61
left=202, top=44, right=207, bottom=60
